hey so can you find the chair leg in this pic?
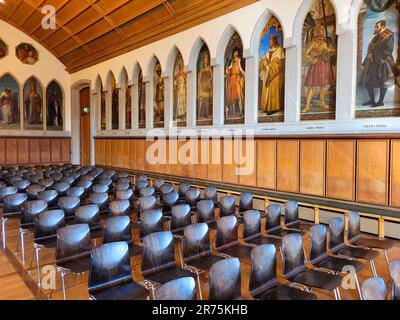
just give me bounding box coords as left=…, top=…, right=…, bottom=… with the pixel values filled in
left=354, top=273, right=362, bottom=300
left=384, top=250, right=390, bottom=266
left=34, top=245, right=42, bottom=287
left=15, top=229, right=20, bottom=254
left=333, top=288, right=338, bottom=300
left=336, top=287, right=342, bottom=300
left=369, top=260, right=378, bottom=277
left=61, top=270, right=67, bottom=300
left=20, top=230, right=26, bottom=265
left=196, top=271, right=203, bottom=300
left=1, top=217, right=8, bottom=250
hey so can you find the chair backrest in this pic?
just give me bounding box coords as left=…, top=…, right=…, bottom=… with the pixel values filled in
left=239, top=193, right=253, bottom=211
left=141, top=231, right=176, bottom=276
left=154, top=277, right=196, bottom=300
left=37, top=190, right=58, bottom=205
left=178, top=182, right=191, bottom=197
left=265, top=204, right=281, bottom=231
left=0, top=186, right=17, bottom=202
left=183, top=223, right=210, bottom=260
left=215, top=215, right=238, bottom=249
left=140, top=187, right=155, bottom=197
left=347, top=211, right=361, bottom=242
left=328, top=217, right=345, bottom=250
left=281, top=233, right=306, bottom=277
left=204, top=187, right=217, bottom=203
left=117, top=177, right=131, bottom=185
left=162, top=192, right=179, bottom=209
left=108, top=200, right=130, bottom=217
left=135, top=180, right=148, bottom=194
left=243, top=210, right=261, bottom=239
left=75, top=205, right=100, bottom=227
left=285, top=201, right=299, bottom=225
left=89, top=192, right=109, bottom=210
left=115, top=189, right=133, bottom=201
left=115, top=182, right=130, bottom=191
left=138, top=196, right=157, bottom=212
left=21, top=200, right=48, bottom=225
left=39, top=178, right=54, bottom=189
left=136, top=174, right=147, bottom=182
left=98, top=178, right=113, bottom=187
left=92, top=184, right=109, bottom=194
left=389, top=259, right=400, bottom=300
left=53, top=182, right=70, bottom=196
left=76, top=180, right=93, bottom=190
left=103, top=216, right=132, bottom=243
left=26, top=184, right=45, bottom=199
left=58, top=196, right=81, bottom=217
left=197, top=200, right=215, bottom=223
left=88, top=241, right=134, bottom=296
left=3, top=193, right=28, bottom=213
left=153, top=178, right=165, bottom=190
left=160, top=184, right=174, bottom=197
left=116, top=172, right=128, bottom=179
left=361, top=277, right=387, bottom=300
left=171, top=204, right=191, bottom=231
left=220, top=195, right=235, bottom=217
left=34, top=210, right=65, bottom=239
left=185, top=189, right=201, bottom=207
left=137, top=206, right=160, bottom=232
left=249, top=244, right=277, bottom=295
left=67, top=187, right=85, bottom=198
left=309, top=224, right=327, bottom=262
left=56, top=224, right=91, bottom=260
left=14, top=179, right=31, bottom=192
left=209, top=258, right=241, bottom=300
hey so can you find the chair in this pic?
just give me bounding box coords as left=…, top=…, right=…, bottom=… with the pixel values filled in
left=249, top=244, right=317, bottom=300
left=139, top=209, right=164, bottom=238
left=214, top=215, right=253, bottom=261
left=114, top=182, right=130, bottom=191
left=219, top=195, right=235, bottom=217
left=117, top=177, right=131, bottom=185
left=51, top=172, right=63, bottom=182
left=58, top=196, right=81, bottom=218
left=0, top=186, right=17, bottom=203
left=37, top=190, right=58, bottom=208
left=103, top=216, right=142, bottom=256
left=76, top=180, right=93, bottom=192
left=92, top=184, right=109, bottom=194
left=160, top=184, right=174, bottom=200
left=361, top=277, right=387, bottom=300
left=389, top=259, right=400, bottom=300
left=39, top=178, right=54, bottom=189
left=178, top=182, right=191, bottom=199
left=108, top=200, right=131, bottom=217
left=14, top=179, right=31, bottom=193
left=75, top=205, right=102, bottom=233
left=97, top=178, right=113, bottom=188
left=196, top=200, right=216, bottom=228
left=136, top=174, right=147, bottom=182
left=88, top=242, right=149, bottom=300
left=141, top=231, right=195, bottom=296
left=3, top=193, right=27, bottom=213
left=55, top=224, right=92, bottom=300
left=89, top=192, right=109, bottom=211
left=185, top=189, right=200, bottom=209
left=309, top=224, right=364, bottom=299
left=138, top=196, right=157, bottom=215
left=135, top=180, right=148, bottom=196
left=26, top=184, right=46, bottom=200
left=154, top=277, right=196, bottom=300
left=328, top=217, right=379, bottom=277
left=281, top=233, right=343, bottom=300
left=347, top=211, right=394, bottom=265
left=264, top=204, right=301, bottom=238
left=161, top=192, right=179, bottom=215
left=66, top=187, right=85, bottom=199
left=115, top=172, right=128, bottom=179
left=53, top=182, right=70, bottom=197
left=170, top=204, right=192, bottom=235
left=115, top=189, right=134, bottom=202
left=284, top=201, right=312, bottom=232
left=153, top=179, right=165, bottom=193
left=140, top=187, right=155, bottom=197
left=182, top=223, right=224, bottom=299
left=209, top=258, right=242, bottom=300
left=238, top=193, right=253, bottom=213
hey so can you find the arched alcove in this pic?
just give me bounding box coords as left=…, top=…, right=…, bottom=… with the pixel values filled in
left=23, top=76, right=44, bottom=130
left=0, top=72, right=21, bottom=129
left=46, top=79, right=64, bottom=131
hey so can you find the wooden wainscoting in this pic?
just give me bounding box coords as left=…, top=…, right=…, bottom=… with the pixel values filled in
left=0, top=137, right=71, bottom=166
left=94, top=136, right=400, bottom=208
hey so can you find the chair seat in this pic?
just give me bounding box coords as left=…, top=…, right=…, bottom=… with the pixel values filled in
left=185, top=254, right=224, bottom=271
left=145, top=267, right=195, bottom=285
left=290, top=269, right=343, bottom=291
left=245, top=236, right=282, bottom=247
left=338, top=246, right=379, bottom=261
left=58, top=256, right=91, bottom=274
left=91, top=281, right=149, bottom=300
left=352, top=237, right=394, bottom=251
left=218, top=244, right=253, bottom=261
left=267, top=228, right=302, bottom=238
left=258, top=284, right=318, bottom=300
left=316, top=256, right=364, bottom=273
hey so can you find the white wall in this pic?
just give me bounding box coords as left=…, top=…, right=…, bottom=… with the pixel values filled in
left=65, top=0, right=398, bottom=138
left=0, top=20, right=71, bottom=136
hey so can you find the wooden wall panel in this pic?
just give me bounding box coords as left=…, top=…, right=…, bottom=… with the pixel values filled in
left=208, top=139, right=222, bottom=182
left=0, top=139, right=5, bottom=165
left=256, top=140, right=276, bottom=190
left=94, top=140, right=100, bottom=165
left=222, top=139, right=238, bottom=185
left=144, top=140, right=153, bottom=173
left=357, top=140, right=389, bottom=205
left=136, top=139, right=145, bottom=171
left=105, top=140, right=112, bottom=167
left=300, top=140, right=326, bottom=196
left=5, top=139, right=18, bottom=164
left=390, top=140, right=400, bottom=207
left=17, top=139, right=29, bottom=164
left=29, top=139, right=41, bottom=164
left=277, top=140, right=299, bottom=193
left=128, top=140, right=136, bottom=170
left=40, top=139, right=51, bottom=163
left=239, top=139, right=256, bottom=187
left=326, top=140, right=355, bottom=201
left=51, top=139, right=61, bottom=163
left=195, top=139, right=208, bottom=180
left=122, top=140, right=129, bottom=169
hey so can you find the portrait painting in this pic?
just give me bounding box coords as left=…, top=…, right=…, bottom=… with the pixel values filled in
left=111, top=75, right=119, bottom=130
left=224, top=31, right=245, bottom=125
left=356, top=1, right=399, bottom=118
left=125, top=80, right=132, bottom=130
left=258, top=16, right=285, bottom=123
left=138, top=68, right=146, bottom=129
left=0, top=73, right=20, bottom=129
left=100, top=83, right=106, bottom=130
left=16, top=43, right=39, bottom=65
left=23, top=77, right=43, bottom=130
left=153, top=61, right=165, bottom=128
left=46, top=80, right=63, bottom=131
left=196, top=43, right=213, bottom=126
left=173, top=52, right=187, bottom=127
left=0, top=38, right=8, bottom=59
left=300, top=0, right=337, bottom=121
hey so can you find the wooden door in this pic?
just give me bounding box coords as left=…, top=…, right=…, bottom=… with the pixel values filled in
left=80, top=87, right=91, bottom=166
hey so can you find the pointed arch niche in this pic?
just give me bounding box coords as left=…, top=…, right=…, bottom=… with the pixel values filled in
left=0, top=73, right=20, bottom=129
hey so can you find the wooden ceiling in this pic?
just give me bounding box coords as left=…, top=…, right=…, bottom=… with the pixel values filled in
left=0, top=0, right=258, bottom=73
